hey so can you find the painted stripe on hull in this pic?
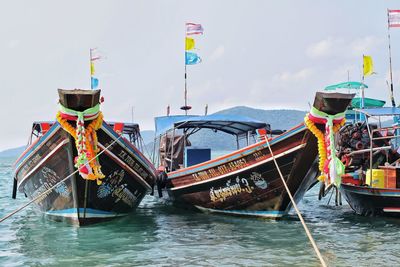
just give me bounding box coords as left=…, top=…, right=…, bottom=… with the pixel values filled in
left=14, top=124, right=61, bottom=174
left=98, top=143, right=152, bottom=190
left=195, top=205, right=286, bottom=218
left=101, top=123, right=156, bottom=173
left=45, top=208, right=127, bottom=218
left=383, top=207, right=400, bottom=213
left=17, top=139, right=70, bottom=188
left=170, top=143, right=305, bottom=191
left=168, top=124, right=306, bottom=178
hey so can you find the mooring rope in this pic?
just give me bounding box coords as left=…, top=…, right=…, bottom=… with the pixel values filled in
left=0, top=134, right=123, bottom=224
left=264, top=136, right=327, bottom=267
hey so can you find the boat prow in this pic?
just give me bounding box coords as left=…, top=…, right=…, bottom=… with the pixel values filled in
left=13, top=89, right=156, bottom=225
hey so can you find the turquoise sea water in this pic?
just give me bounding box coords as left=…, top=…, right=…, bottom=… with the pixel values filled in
left=1, top=156, right=400, bottom=266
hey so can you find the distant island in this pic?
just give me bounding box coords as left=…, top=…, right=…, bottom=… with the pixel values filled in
left=0, top=146, right=25, bottom=158
left=0, top=106, right=306, bottom=158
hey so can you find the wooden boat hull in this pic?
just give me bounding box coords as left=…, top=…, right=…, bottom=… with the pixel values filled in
left=14, top=122, right=156, bottom=226
left=340, top=183, right=400, bottom=217
left=165, top=124, right=319, bottom=218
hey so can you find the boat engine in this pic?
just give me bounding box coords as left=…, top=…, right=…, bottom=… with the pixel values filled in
left=336, top=122, right=398, bottom=171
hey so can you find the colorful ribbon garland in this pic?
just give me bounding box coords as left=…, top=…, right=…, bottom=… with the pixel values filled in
left=304, top=107, right=346, bottom=187
left=56, top=103, right=105, bottom=185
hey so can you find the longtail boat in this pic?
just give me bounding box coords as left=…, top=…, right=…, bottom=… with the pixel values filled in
left=153, top=92, right=353, bottom=218
left=13, top=89, right=156, bottom=225
left=333, top=107, right=400, bottom=217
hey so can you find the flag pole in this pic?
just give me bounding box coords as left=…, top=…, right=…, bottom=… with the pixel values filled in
left=387, top=9, right=396, bottom=107
left=181, top=24, right=191, bottom=115
left=90, top=49, right=93, bottom=90
left=184, top=62, right=188, bottom=115
left=361, top=55, right=365, bottom=121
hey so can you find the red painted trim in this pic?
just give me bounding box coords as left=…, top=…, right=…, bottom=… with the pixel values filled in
left=308, top=114, right=343, bottom=124
left=60, top=113, right=98, bottom=121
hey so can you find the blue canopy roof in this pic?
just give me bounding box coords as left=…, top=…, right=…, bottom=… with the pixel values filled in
left=155, top=114, right=268, bottom=136
left=353, top=107, right=400, bottom=117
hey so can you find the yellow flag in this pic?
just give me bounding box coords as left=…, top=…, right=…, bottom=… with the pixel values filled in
left=363, top=55, right=373, bottom=76
left=90, top=62, right=95, bottom=75
left=185, top=37, right=195, bottom=50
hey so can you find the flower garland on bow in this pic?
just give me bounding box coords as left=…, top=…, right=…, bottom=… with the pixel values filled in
left=304, top=106, right=346, bottom=187
left=56, top=103, right=105, bottom=185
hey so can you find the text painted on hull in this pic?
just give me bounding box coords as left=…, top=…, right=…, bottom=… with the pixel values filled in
left=209, top=172, right=268, bottom=203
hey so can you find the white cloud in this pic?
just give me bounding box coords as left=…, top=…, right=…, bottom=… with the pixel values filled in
left=307, top=35, right=384, bottom=60
left=350, top=36, right=384, bottom=55
left=307, top=38, right=336, bottom=58
left=7, top=40, right=20, bottom=49
left=273, top=68, right=314, bottom=82
left=209, top=45, right=225, bottom=61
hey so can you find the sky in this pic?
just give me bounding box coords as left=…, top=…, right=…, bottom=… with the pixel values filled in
left=1, top=0, right=400, bottom=151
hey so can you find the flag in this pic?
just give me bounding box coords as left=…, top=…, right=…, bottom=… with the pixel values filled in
left=185, top=37, right=195, bottom=50
left=90, top=48, right=101, bottom=61
left=90, top=62, right=95, bottom=75
left=363, top=55, right=374, bottom=76
left=388, top=9, right=400, bottom=28
left=186, top=23, right=204, bottom=35
left=185, top=52, right=202, bottom=65
left=91, top=77, right=99, bottom=89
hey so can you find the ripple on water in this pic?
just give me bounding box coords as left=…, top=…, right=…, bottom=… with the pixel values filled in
left=1, top=158, right=400, bottom=266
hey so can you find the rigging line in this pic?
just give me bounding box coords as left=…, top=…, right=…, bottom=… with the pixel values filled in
left=264, top=136, right=327, bottom=267
left=0, top=134, right=123, bottom=224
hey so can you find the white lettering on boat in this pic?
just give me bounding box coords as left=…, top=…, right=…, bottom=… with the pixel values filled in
left=192, top=158, right=248, bottom=181
left=209, top=176, right=254, bottom=203
left=118, top=150, right=149, bottom=180
left=112, top=184, right=137, bottom=207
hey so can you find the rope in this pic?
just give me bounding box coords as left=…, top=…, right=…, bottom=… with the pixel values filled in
left=264, top=136, right=327, bottom=267
left=0, top=134, right=123, bottom=224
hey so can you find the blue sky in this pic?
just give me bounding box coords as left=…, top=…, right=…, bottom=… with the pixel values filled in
left=1, top=1, right=400, bottom=151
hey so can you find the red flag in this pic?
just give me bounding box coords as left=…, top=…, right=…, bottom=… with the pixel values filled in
left=388, top=9, right=400, bottom=28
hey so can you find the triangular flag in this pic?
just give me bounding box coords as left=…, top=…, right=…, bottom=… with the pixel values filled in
left=363, top=55, right=374, bottom=76
left=185, top=37, right=195, bottom=50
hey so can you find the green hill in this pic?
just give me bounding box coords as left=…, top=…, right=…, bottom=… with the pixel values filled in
left=145, top=106, right=306, bottom=151
left=0, top=146, right=25, bottom=158
left=1, top=106, right=307, bottom=157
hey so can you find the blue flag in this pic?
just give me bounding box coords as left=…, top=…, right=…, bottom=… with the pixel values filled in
left=185, top=52, right=202, bottom=65
left=91, top=77, right=99, bottom=89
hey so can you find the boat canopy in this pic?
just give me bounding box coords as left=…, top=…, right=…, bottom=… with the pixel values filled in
left=155, top=114, right=269, bottom=136
left=107, top=122, right=140, bottom=135
left=351, top=97, right=386, bottom=109
left=324, top=81, right=368, bottom=91
left=353, top=107, right=400, bottom=117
